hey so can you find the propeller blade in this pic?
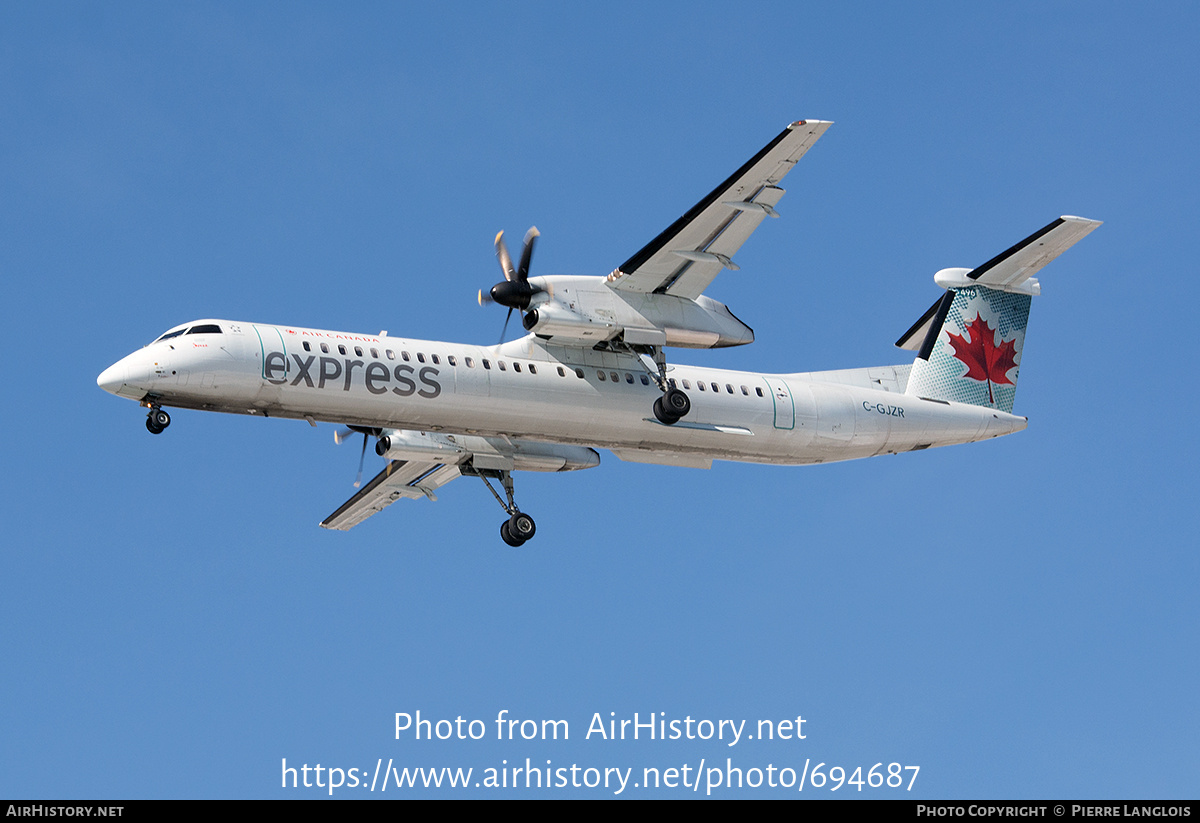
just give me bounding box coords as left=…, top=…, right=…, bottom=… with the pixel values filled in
left=354, top=432, right=368, bottom=488
left=478, top=288, right=496, bottom=306
left=334, top=427, right=356, bottom=445
left=516, top=226, right=539, bottom=282
left=495, top=231, right=516, bottom=282
left=499, top=307, right=513, bottom=344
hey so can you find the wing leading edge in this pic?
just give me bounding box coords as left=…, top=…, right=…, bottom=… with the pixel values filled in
left=609, top=119, right=832, bottom=300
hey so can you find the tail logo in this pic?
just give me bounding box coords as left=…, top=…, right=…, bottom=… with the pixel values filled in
left=946, top=314, right=1019, bottom=405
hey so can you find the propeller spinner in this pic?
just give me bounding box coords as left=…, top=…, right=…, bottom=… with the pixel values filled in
left=479, top=227, right=542, bottom=342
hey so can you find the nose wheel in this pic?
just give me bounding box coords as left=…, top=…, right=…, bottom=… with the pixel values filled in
left=145, top=407, right=171, bottom=434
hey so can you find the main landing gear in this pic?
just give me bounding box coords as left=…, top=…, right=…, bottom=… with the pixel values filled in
left=629, top=345, right=691, bottom=426
left=653, top=387, right=691, bottom=426
left=476, top=469, right=537, bottom=547
left=145, top=406, right=171, bottom=435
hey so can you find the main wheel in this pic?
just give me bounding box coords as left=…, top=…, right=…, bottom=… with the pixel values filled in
left=150, top=409, right=171, bottom=429
left=145, top=416, right=164, bottom=435
left=663, top=388, right=690, bottom=418
left=653, top=396, right=679, bottom=425
left=508, top=511, right=536, bottom=541
left=500, top=520, right=526, bottom=547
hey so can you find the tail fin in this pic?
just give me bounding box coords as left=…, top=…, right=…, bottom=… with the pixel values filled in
left=898, top=216, right=1101, bottom=412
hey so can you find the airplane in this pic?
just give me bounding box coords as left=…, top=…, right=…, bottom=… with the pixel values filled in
left=97, top=119, right=1100, bottom=546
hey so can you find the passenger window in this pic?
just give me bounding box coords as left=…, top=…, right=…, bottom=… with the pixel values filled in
left=557, top=366, right=565, bottom=377
left=597, top=370, right=606, bottom=381
left=354, top=346, right=363, bottom=357
left=726, top=384, right=734, bottom=394
left=303, top=341, right=311, bottom=352
left=417, top=353, right=426, bottom=363
left=682, top=380, right=691, bottom=389
left=574, top=368, right=584, bottom=379
left=756, top=387, right=764, bottom=397
left=483, top=359, right=491, bottom=370
left=320, top=343, right=329, bottom=353
left=741, top=386, right=749, bottom=395
left=338, top=345, right=347, bottom=355
left=513, top=362, right=522, bottom=373
left=625, top=373, right=633, bottom=384
left=370, top=348, right=379, bottom=358
left=529, top=364, right=537, bottom=375
left=466, top=357, right=475, bottom=368
left=711, top=383, right=719, bottom=393
left=402, top=351, right=410, bottom=361
left=640, top=374, right=649, bottom=385
left=432, top=354, right=440, bottom=365
left=608, top=372, right=618, bottom=383
left=498, top=360, right=506, bottom=371
left=698, top=382, right=706, bottom=391
left=448, top=355, right=457, bottom=366
left=386, top=350, right=395, bottom=360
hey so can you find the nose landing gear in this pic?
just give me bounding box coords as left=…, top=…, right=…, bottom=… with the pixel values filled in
left=145, top=407, right=171, bottom=435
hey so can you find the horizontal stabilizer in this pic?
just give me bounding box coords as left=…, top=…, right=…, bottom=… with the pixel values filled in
left=968, top=215, right=1101, bottom=290
left=896, top=215, right=1101, bottom=351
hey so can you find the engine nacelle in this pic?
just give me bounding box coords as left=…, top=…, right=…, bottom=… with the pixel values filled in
left=522, top=301, right=618, bottom=342
left=376, top=430, right=466, bottom=462
left=375, top=429, right=600, bottom=474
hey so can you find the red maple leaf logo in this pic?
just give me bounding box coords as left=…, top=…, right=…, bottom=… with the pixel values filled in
left=946, top=314, right=1018, bottom=405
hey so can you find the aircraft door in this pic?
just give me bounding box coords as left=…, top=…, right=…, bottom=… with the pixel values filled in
left=252, top=325, right=289, bottom=405
left=762, top=377, right=794, bottom=430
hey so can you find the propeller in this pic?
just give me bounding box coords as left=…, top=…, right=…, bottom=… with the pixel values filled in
left=334, top=425, right=381, bottom=487
left=479, top=226, right=542, bottom=343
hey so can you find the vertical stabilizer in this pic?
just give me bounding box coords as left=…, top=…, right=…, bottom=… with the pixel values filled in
left=898, top=216, right=1100, bottom=413
left=906, top=285, right=1031, bottom=412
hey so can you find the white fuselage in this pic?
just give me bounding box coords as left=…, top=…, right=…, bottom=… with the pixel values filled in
left=97, top=320, right=1027, bottom=467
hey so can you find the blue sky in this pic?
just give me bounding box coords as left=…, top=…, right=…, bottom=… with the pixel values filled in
left=2, top=2, right=1197, bottom=799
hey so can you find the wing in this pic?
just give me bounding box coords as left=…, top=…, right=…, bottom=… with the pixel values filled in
left=896, top=215, right=1103, bottom=350
left=320, top=459, right=465, bottom=531
left=319, top=431, right=601, bottom=531
left=609, top=119, right=832, bottom=300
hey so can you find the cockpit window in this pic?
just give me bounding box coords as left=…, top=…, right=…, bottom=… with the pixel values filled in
left=154, top=327, right=188, bottom=342
left=186, top=324, right=222, bottom=335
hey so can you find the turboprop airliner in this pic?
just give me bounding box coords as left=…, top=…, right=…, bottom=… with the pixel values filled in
left=97, top=120, right=1100, bottom=545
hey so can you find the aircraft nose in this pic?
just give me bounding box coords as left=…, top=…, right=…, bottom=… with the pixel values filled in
left=97, top=361, right=126, bottom=395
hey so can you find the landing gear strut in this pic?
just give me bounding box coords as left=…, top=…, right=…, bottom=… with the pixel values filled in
left=145, top=406, right=171, bottom=435
left=476, top=469, right=537, bottom=547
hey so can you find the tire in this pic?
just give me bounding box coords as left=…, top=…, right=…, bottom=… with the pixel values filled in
left=508, top=511, right=536, bottom=541
left=151, top=409, right=171, bottom=429
left=500, top=521, right=526, bottom=547
left=663, top=388, right=690, bottom=418
left=653, top=396, right=679, bottom=425
left=146, top=417, right=163, bottom=435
